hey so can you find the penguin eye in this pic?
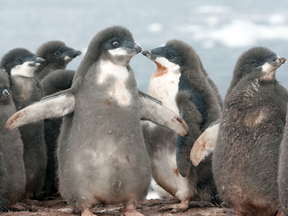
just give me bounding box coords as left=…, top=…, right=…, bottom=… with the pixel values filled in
left=2, top=89, right=9, bottom=97
left=167, top=53, right=175, bottom=59
left=15, top=58, right=22, bottom=65
left=54, top=51, right=61, bottom=56
left=253, top=60, right=262, bottom=67
left=271, top=55, right=277, bottom=61
left=112, top=41, right=119, bottom=47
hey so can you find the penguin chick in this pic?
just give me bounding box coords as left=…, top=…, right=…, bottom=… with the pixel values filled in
left=34, top=41, right=81, bottom=81
left=213, top=47, right=287, bottom=216
left=0, top=70, right=26, bottom=211
left=279, top=105, right=288, bottom=216
left=5, top=26, right=189, bottom=216
left=142, top=40, right=222, bottom=213
left=40, top=69, right=75, bottom=196
left=0, top=48, right=47, bottom=198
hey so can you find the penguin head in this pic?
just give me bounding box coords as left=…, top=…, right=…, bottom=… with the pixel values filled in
left=73, top=26, right=138, bottom=82
left=100, top=37, right=142, bottom=66
left=142, top=46, right=184, bottom=71
left=0, top=70, right=11, bottom=103
left=36, top=41, right=82, bottom=67
left=0, top=48, right=45, bottom=77
left=232, top=47, right=286, bottom=86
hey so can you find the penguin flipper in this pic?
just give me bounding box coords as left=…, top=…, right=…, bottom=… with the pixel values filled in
left=190, top=120, right=219, bottom=166
left=6, top=91, right=75, bottom=130
left=176, top=77, right=208, bottom=177
left=138, top=90, right=189, bottom=137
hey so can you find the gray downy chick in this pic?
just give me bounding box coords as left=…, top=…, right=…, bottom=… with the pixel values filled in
left=213, top=47, right=287, bottom=216
left=40, top=69, right=75, bottom=196
left=0, top=70, right=26, bottom=211
left=0, top=48, right=47, bottom=198
left=34, top=40, right=81, bottom=81
left=5, top=26, right=189, bottom=216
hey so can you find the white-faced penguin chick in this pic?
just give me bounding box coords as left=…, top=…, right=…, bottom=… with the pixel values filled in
left=212, top=47, right=287, bottom=216
left=5, top=26, right=189, bottom=216
left=0, top=48, right=47, bottom=199
left=0, top=70, right=26, bottom=211
left=34, top=40, right=81, bottom=81
left=279, top=106, right=288, bottom=216
left=40, top=69, right=75, bottom=197
left=141, top=39, right=222, bottom=213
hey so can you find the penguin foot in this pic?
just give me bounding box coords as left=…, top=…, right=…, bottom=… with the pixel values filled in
left=6, top=203, right=27, bottom=211
left=160, top=199, right=189, bottom=213
left=121, top=201, right=143, bottom=216
left=22, top=198, right=42, bottom=206
left=81, top=207, right=96, bottom=216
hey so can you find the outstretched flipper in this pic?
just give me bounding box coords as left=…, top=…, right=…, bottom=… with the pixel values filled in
left=138, top=90, right=189, bottom=137
left=190, top=120, right=219, bottom=166
left=6, top=91, right=75, bottom=130
left=176, top=76, right=208, bottom=177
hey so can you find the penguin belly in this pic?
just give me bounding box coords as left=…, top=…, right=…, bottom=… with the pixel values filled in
left=143, top=121, right=190, bottom=201
left=58, top=95, right=151, bottom=208
left=144, top=69, right=191, bottom=200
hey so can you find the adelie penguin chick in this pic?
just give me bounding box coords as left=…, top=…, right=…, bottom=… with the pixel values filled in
left=279, top=106, right=288, bottom=215
left=142, top=39, right=222, bottom=213
left=34, top=40, right=81, bottom=81
left=5, top=26, right=189, bottom=216
left=0, top=70, right=26, bottom=211
left=40, top=69, right=75, bottom=196
left=212, top=47, right=287, bottom=216
left=35, top=40, right=81, bottom=196
left=0, top=48, right=47, bottom=198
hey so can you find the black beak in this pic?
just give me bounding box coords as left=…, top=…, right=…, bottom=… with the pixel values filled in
left=134, top=44, right=142, bottom=53
left=142, top=50, right=150, bottom=56
left=65, top=49, right=82, bottom=58
left=278, top=56, right=287, bottom=64
left=35, top=57, right=45, bottom=63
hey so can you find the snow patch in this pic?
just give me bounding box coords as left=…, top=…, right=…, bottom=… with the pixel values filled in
left=179, top=19, right=288, bottom=48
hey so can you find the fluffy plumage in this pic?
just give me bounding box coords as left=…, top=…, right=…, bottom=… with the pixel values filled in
left=34, top=41, right=81, bottom=81
left=5, top=26, right=189, bottom=216
left=0, top=70, right=26, bottom=210
left=40, top=69, right=75, bottom=196
left=213, top=47, right=287, bottom=216
left=142, top=39, right=222, bottom=213
left=278, top=106, right=288, bottom=215
left=0, top=48, right=47, bottom=198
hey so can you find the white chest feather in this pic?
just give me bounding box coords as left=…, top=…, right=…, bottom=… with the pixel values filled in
left=148, top=68, right=181, bottom=114
left=97, top=60, right=131, bottom=106
left=11, top=61, right=39, bottom=77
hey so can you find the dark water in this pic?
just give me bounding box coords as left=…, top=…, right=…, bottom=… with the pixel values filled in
left=1, top=0, right=288, bottom=98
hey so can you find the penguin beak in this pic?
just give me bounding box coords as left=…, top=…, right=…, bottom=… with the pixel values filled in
left=133, top=44, right=142, bottom=53
left=64, top=49, right=82, bottom=61
left=277, top=56, right=287, bottom=64
left=35, top=57, right=45, bottom=63
left=142, top=50, right=152, bottom=59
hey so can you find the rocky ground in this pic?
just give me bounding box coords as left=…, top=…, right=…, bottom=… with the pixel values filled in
left=1, top=197, right=234, bottom=216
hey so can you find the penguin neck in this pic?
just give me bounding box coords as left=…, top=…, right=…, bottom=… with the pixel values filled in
left=11, top=62, right=37, bottom=78
left=97, top=60, right=129, bottom=84
left=97, top=60, right=132, bottom=106
left=148, top=64, right=181, bottom=114
left=34, top=62, right=66, bottom=81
